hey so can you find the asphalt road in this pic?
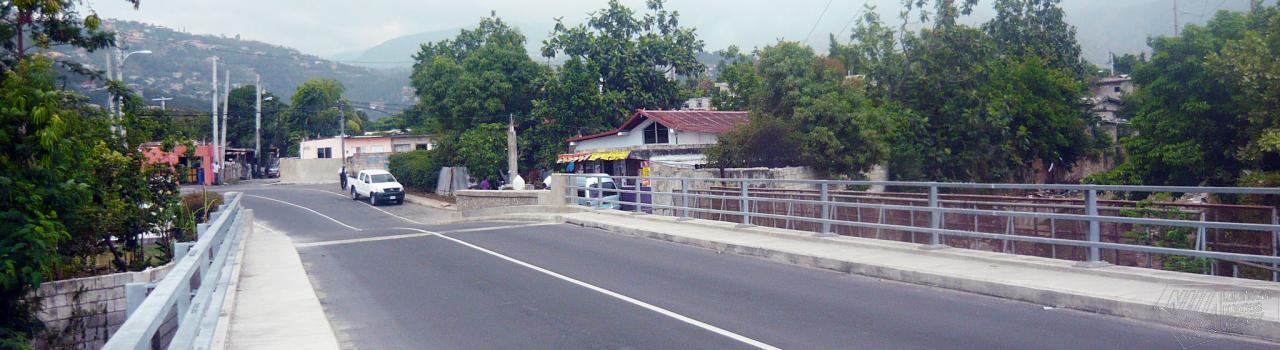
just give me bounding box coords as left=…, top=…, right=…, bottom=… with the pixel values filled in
left=227, top=182, right=1278, bottom=350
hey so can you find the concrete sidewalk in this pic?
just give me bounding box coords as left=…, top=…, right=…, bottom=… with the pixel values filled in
left=508, top=209, right=1280, bottom=343
left=224, top=222, right=340, bottom=350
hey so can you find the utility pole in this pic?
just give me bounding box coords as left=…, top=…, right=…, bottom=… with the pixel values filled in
left=255, top=74, right=262, bottom=178
left=210, top=57, right=219, bottom=185
left=106, top=51, right=115, bottom=124
left=1174, top=0, right=1180, bottom=37
left=507, top=113, right=518, bottom=188
left=221, top=70, right=230, bottom=184
left=338, top=102, right=346, bottom=165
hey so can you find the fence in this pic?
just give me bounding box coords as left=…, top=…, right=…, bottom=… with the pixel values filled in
left=103, top=192, right=249, bottom=350
left=565, top=175, right=1280, bottom=281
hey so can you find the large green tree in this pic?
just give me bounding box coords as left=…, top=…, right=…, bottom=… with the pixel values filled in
left=410, top=15, right=543, bottom=132
left=1093, top=7, right=1279, bottom=187
left=707, top=42, right=892, bottom=176
left=541, top=0, right=705, bottom=126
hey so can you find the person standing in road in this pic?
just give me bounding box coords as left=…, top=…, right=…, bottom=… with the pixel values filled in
left=340, top=165, right=348, bottom=190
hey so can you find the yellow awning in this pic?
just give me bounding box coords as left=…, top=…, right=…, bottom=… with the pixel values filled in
left=588, top=150, right=630, bottom=161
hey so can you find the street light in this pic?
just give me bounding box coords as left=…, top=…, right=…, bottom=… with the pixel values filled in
left=114, top=49, right=151, bottom=137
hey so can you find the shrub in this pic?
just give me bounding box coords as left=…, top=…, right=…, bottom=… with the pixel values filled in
left=389, top=149, right=445, bottom=191
left=180, top=191, right=224, bottom=224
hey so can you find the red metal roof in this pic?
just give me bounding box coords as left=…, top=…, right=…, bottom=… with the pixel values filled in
left=567, top=109, right=749, bottom=142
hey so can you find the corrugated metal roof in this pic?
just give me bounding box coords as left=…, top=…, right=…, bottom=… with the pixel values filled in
left=567, top=109, right=749, bottom=143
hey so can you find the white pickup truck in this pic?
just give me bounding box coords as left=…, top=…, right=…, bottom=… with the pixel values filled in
left=346, top=169, right=405, bottom=205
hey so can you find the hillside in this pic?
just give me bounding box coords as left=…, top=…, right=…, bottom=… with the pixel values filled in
left=49, top=20, right=413, bottom=116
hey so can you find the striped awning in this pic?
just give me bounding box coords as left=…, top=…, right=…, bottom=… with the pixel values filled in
left=556, top=152, right=591, bottom=163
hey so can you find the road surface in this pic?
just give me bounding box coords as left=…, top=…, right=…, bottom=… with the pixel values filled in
left=228, top=182, right=1276, bottom=349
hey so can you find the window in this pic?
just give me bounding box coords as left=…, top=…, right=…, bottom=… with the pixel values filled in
left=370, top=174, right=397, bottom=183
left=317, top=147, right=332, bottom=159
left=393, top=144, right=411, bottom=152
left=371, top=146, right=385, bottom=153
left=416, top=143, right=430, bottom=150
left=1114, top=86, right=1122, bottom=93
left=644, top=122, right=669, bottom=144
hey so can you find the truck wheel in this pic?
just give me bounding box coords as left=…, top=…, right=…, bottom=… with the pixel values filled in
left=370, top=195, right=377, bottom=206
left=351, top=188, right=358, bottom=200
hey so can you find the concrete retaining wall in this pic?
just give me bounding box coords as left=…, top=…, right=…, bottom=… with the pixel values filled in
left=279, top=158, right=342, bottom=183
left=31, top=265, right=173, bottom=349
left=454, top=190, right=552, bottom=211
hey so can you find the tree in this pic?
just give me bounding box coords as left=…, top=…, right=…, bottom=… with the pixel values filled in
left=1094, top=5, right=1280, bottom=187
left=528, top=58, right=612, bottom=170
left=708, top=41, right=892, bottom=177
left=1112, top=53, right=1144, bottom=75
left=983, top=0, right=1087, bottom=79
left=408, top=14, right=547, bottom=178
left=0, top=0, right=137, bottom=77
left=410, top=15, right=544, bottom=132
left=542, top=0, right=705, bottom=125
left=456, top=123, right=508, bottom=183
left=224, top=85, right=284, bottom=151
left=287, top=78, right=361, bottom=153
left=1092, top=11, right=1253, bottom=186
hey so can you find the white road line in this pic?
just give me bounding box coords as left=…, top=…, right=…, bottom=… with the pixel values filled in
left=245, top=191, right=774, bottom=347
left=245, top=195, right=362, bottom=231
left=401, top=227, right=782, bottom=350
left=294, top=223, right=560, bottom=248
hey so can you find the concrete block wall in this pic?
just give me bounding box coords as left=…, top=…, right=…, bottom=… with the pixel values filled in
left=279, top=158, right=343, bottom=183
left=31, top=265, right=173, bottom=349
left=454, top=190, right=547, bottom=211
left=348, top=152, right=392, bottom=174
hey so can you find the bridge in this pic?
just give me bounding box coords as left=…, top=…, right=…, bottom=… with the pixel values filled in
left=104, top=176, right=1280, bottom=349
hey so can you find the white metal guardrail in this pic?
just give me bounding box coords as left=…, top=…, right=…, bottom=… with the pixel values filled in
left=104, top=192, right=248, bottom=350
left=564, top=175, right=1280, bottom=280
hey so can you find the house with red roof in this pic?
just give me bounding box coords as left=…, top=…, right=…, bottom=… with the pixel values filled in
left=559, top=109, right=749, bottom=176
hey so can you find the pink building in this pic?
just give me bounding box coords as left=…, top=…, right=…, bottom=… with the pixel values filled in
left=141, top=143, right=216, bottom=185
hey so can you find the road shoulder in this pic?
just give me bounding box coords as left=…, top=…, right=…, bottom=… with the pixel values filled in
left=226, top=222, right=341, bottom=350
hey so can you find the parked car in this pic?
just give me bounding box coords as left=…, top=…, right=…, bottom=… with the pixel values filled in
left=347, top=169, right=405, bottom=205
left=573, top=174, right=619, bottom=209
left=266, top=165, right=280, bottom=178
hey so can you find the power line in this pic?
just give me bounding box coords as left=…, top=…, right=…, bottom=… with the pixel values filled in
left=803, top=0, right=837, bottom=45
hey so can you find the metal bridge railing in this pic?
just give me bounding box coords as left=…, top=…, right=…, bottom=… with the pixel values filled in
left=562, top=175, right=1280, bottom=280
left=104, top=192, right=249, bottom=350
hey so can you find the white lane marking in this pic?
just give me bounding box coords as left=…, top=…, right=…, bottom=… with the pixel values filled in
left=294, top=223, right=561, bottom=248
left=401, top=227, right=782, bottom=350
left=245, top=195, right=361, bottom=231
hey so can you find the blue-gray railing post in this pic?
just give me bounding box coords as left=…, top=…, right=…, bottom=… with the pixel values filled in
left=1273, top=207, right=1278, bottom=282
left=679, top=179, right=691, bottom=220
left=929, top=186, right=941, bottom=246
left=633, top=175, right=643, bottom=214
left=1083, top=189, right=1104, bottom=266
left=124, top=282, right=148, bottom=317
left=739, top=179, right=751, bottom=227
left=173, top=242, right=193, bottom=263
left=817, top=183, right=833, bottom=237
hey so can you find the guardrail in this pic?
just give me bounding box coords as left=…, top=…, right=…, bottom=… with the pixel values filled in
left=563, top=175, right=1280, bottom=280
left=104, top=192, right=248, bottom=350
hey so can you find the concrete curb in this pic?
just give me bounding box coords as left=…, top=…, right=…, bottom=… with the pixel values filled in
left=403, top=193, right=455, bottom=210
left=553, top=211, right=1280, bottom=343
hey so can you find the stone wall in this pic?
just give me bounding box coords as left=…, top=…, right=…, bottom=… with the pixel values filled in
left=31, top=265, right=173, bottom=349
left=279, top=157, right=343, bottom=183
left=454, top=190, right=549, bottom=211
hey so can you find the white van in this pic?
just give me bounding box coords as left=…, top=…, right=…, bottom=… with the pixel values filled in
left=573, top=174, right=619, bottom=209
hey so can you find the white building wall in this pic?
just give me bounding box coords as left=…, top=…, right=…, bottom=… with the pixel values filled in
left=574, top=119, right=722, bottom=151
left=299, top=137, right=342, bottom=159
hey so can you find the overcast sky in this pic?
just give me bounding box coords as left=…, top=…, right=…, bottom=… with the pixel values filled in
left=87, top=0, right=1249, bottom=59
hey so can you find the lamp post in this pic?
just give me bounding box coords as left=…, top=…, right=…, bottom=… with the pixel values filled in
left=114, top=49, right=151, bottom=138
